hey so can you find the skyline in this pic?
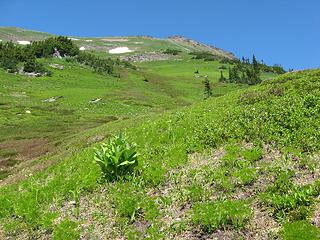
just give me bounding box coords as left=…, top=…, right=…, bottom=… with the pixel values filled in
left=1, top=0, right=319, bottom=70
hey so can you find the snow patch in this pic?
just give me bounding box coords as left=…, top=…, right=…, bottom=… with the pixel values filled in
left=79, top=46, right=86, bottom=51
left=85, top=39, right=93, bottom=42
left=17, top=40, right=31, bottom=45
left=68, top=37, right=80, bottom=41
left=108, top=47, right=133, bottom=54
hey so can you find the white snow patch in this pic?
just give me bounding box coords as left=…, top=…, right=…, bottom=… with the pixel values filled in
left=0, top=39, right=2, bottom=42
left=68, top=37, right=80, bottom=41
left=17, top=40, right=31, bottom=45
left=25, top=110, right=31, bottom=114
left=85, top=39, right=93, bottom=42
left=79, top=46, right=86, bottom=51
left=108, top=47, right=133, bottom=54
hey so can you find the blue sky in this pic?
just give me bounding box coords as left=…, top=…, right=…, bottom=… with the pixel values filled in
left=0, top=0, right=319, bottom=70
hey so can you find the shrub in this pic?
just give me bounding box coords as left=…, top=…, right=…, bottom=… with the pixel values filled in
left=281, top=220, right=320, bottom=240
left=162, top=48, right=181, bottom=55
left=192, top=200, right=252, bottom=232
left=189, top=51, right=217, bottom=61
left=31, top=36, right=79, bottom=58
left=23, top=58, right=49, bottom=75
left=74, top=52, right=114, bottom=75
left=94, top=134, right=138, bottom=181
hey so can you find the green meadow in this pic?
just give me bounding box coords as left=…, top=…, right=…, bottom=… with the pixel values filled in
left=0, top=27, right=319, bottom=239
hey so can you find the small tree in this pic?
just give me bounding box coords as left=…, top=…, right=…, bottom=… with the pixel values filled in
left=203, top=77, right=212, bottom=99
left=252, top=54, right=260, bottom=74
left=219, top=71, right=226, bottom=82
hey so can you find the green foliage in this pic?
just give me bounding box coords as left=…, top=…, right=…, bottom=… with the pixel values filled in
left=0, top=37, right=78, bottom=75
left=186, top=183, right=207, bottom=202
left=110, top=183, right=159, bottom=223
left=261, top=174, right=320, bottom=220
left=192, top=200, right=252, bottom=232
left=31, top=36, right=79, bottom=58
left=0, top=42, right=20, bottom=72
left=281, top=221, right=320, bottom=240
left=73, top=52, right=114, bottom=75
left=53, top=219, right=80, bottom=240
left=241, top=147, right=263, bottom=162
left=94, top=134, right=138, bottom=181
left=219, top=70, right=226, bottom=82
left=162, top=48, right=181, bottom=55
left=23, top=58, right=51, bottom=75
left=227, top=56, right=261, bottom=85
left=232, top=166, right=257, bottom=186
left=190, top=51, right=217, bottom=61
left=203, top=77, right=212, bottom=99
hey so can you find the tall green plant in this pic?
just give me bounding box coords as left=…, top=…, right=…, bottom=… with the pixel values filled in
left=94, top=134, right=138, bottom=181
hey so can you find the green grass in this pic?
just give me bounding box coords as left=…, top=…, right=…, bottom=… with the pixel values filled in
left=192, top=200, right=252, bottom=232
left=281, top=220, right=320, bottom=240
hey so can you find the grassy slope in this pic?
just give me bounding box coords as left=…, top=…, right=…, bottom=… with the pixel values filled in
left=0, top=27, right=52, bottom=41
left=0, top=55, right=245, bottom=180
left=0, top=27, right=234, bottom=58
left=1, top=69, right=320, bottom=239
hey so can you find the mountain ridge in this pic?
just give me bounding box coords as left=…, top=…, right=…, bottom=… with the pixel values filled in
left=0, top=27, right=236, bottom=59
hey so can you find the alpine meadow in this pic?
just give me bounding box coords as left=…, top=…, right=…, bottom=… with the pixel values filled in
left=0, top=4, right=319, bottom=239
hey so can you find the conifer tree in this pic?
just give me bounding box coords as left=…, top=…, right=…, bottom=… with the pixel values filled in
left=219, top=71, right=226, bottom=82
left=252, top=54, right=259, bottom=73
left=203, top=77, right=212, bottom=99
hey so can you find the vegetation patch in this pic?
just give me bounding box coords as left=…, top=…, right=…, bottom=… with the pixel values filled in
left=192, top=200, right=252, bottom=232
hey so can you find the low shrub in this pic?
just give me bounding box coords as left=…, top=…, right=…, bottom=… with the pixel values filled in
left=23, top=58, right=50, bottom=75
left=162, top=48, right=181, bottom=55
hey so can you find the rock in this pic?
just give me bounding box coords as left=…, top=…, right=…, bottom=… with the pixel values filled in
left=42, top=96, right=63, bottom=103
left=121, top=52, right=171, bottom=62
left=53, top=48, right=62, bottom=59
left=24, top=72, right=42, bottom=77
left=49, top=64, right=64, bottom=70
left=89, top=98, right=102, bottom=103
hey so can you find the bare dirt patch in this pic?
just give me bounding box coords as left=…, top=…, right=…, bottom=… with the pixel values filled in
left=0, top=138, right=55, bottom=184
left=0, top=138, right=52, bottom=162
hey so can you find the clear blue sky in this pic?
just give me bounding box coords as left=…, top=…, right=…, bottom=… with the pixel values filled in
left=1, top=0, right=319, bottom=70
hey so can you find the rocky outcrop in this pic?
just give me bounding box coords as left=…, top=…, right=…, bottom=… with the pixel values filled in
left=168, top=35, right=236, bottom=60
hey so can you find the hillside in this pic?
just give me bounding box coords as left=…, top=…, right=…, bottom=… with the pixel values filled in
left=1, top=28, right=316, bottom=240
left=1, top=66, right=320, bottom=239
left=0, top=27, right=235, bottom=59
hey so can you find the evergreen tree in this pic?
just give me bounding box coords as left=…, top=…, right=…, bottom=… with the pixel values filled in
left=219, top=71, right=226, bottom=82
left=252, top=54, right=259, bottom=73
left=228, top=67, right=233, bottom=81
left=203, top=77, right=212, bottom=99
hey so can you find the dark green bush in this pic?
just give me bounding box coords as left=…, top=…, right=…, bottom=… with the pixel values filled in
left=31, top=36, right=79, bottom=58
left=189, top=51, right=217, bottom=61
left=23, top=58, right=50, bottom=75
left=162, top=48, right=181, bottom=55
